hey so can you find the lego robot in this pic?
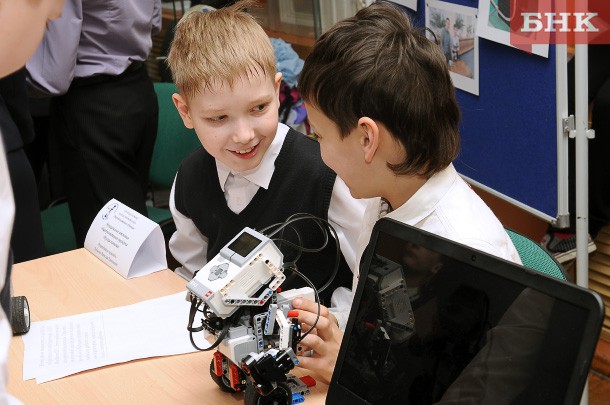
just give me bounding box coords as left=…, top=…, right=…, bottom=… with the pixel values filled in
left=186, top=227, right=319, bottom=405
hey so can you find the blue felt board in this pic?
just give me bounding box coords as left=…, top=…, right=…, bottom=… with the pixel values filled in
left=400, top=0, right=558, bottom=219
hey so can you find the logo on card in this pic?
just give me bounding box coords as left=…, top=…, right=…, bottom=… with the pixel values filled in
left=102, top=203, right=118, bottom=220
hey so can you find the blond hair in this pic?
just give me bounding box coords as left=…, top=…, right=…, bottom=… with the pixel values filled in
left=167, top=0, right=276, bottom=100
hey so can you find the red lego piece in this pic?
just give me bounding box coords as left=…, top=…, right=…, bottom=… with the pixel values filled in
left=213, top=351, right=224, bottom=377
left=299, top=375, right=316, bottom=387
left=229, top=364, right=244, bottom=391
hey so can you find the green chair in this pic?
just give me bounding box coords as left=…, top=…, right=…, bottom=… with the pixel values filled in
left=147, top=82, right=201, bottom=236
left=505, top=228, right=568, bottom=281
left=40, top=201, right=77, bottom=256
left=41, top=82, right=200, bottom=255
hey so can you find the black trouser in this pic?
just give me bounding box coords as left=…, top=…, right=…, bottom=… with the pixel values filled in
left=50, top=63, right=158, bottom=246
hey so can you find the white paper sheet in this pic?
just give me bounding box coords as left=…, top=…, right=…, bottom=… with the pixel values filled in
left=22, top=292, right=208, bottom=383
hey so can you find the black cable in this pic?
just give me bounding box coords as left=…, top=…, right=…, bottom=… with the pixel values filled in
left=187, top=297, right=205, bottom=333
left=283, top=264, right=321, bottom=343
left=272, top=232, right=329, bottom=253
left=262, top=213, right=327, bottom=240
left=312, top=218, right=340, bottom=294
left=261, top=213, right=340, bottom=294
left=274, top=223, right=305, bottom=264
left=187, top=296, right=244, bottom=351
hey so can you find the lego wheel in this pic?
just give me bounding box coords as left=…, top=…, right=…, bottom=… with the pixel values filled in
left=10, top=296, right=30, bottom=335
left=244, top=381, right=292, bottom=405
left=209, top=359, right=234, bottom=392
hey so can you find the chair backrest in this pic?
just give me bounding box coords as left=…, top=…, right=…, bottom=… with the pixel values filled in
left=149, top=82, right=201, bottom=189
left=505, top=228, right=568, bottom=281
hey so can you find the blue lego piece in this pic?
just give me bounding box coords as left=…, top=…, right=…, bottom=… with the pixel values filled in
left=291, top=393, right=305, bottom=404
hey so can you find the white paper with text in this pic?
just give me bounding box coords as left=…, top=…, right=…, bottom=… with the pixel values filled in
left=22, top=292, right=207, bottom=383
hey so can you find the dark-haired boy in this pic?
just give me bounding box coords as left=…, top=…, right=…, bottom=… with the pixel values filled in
left=291, top=1, right=520, bottom=383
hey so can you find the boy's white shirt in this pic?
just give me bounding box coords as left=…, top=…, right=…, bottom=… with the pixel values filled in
left=330, top=163, right=522, bottom=331
left=169, top=122, right=367, bottom=281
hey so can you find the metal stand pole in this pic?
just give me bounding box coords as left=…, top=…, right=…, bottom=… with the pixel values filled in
left=575, top=43, right=594, bottom=405
left=556, top=44, right=570, bottom=229
left=575, top=46, right=590, bottom=287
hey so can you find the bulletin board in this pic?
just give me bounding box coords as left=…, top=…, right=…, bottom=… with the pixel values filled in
left=399, top=0, right=564, bottom=222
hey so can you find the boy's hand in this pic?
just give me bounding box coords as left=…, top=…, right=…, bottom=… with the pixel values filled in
left=291, top=297, right=343, bottom=384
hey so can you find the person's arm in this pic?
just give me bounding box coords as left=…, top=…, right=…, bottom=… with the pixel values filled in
left=0, top=139, right=21, bottom=404
left=168, top=180, right=209, bottom=281
left=329, top=286, right=354, bottom=331
left=26, top=0, right=82, bottom=96
left=327, top=176, right=366, bottom=273
left=0, top=314, right=20, bottom=405
left=326, top=176, right=367, bottom=330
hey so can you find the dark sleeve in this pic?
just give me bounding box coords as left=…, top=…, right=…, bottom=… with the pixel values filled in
left=0, top=69, right=35, bottom=150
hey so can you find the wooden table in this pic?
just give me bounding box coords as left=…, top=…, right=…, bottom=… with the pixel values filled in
left=7, top=249, right=328, bottom=404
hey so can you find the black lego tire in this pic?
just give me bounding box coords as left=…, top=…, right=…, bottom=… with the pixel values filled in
left=10, top=296, right=30, bottom=335
left=244, top=381, right=292, bottom=405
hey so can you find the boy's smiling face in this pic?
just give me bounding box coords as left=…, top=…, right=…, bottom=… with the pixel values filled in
left=173, top=72, right=282, bottom=173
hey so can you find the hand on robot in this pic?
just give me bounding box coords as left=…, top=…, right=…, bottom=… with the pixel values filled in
left=291, top=297, right=342, bottom=384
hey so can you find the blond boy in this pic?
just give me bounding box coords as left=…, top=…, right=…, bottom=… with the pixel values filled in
left=166, top=1, right=365, bottom=303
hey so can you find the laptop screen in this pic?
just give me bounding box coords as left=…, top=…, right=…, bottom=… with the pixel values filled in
left=328, top=218, right=604, bottom=405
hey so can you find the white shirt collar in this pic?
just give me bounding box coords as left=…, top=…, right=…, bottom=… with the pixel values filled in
left=387, top=163, right=458, bottom=225
left=357, top=164, right=458, bottom=265
left=217, top=123, right=289, bottom=191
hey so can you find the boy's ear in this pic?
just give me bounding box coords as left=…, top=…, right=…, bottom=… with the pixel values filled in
left=358, top=117, right=380, bottom=164
left=172, top=93, right=194, bottom=129
left=274, top=72, right=283, bottom=98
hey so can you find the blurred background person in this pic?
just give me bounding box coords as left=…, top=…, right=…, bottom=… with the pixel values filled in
left=27, top=1, right=162, bottom=246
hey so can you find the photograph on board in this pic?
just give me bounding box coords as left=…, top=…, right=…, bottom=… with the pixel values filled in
left=426, top=0, right=479, bottom=95
left=477, top=0, right=549, bottom=58
left=389, top=0, right=418, bottom=12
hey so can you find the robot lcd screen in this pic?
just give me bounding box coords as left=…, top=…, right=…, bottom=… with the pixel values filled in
left=228, top=232, right=262, bottom=258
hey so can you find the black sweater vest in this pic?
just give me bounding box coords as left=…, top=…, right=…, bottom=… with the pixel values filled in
left=173, top=129, right=352, bottom=304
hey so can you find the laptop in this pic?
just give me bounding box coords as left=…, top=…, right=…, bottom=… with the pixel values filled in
left=327, top=218, right=605, bottom=405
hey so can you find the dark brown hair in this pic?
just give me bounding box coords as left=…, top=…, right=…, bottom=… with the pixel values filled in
left=298, top=1, right=461, bottom=177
